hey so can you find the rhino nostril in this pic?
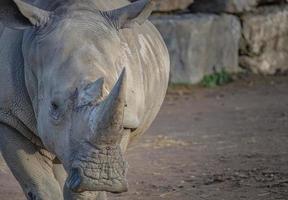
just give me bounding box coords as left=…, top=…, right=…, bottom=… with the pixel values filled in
left=67, top=168, right=83, bottom=192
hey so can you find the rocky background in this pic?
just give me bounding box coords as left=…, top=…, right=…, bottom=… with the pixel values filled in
left=135, top=0, right=288, bottom=84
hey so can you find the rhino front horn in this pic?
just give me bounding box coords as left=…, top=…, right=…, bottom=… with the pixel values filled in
left=90, top=68, right=127, bottom=145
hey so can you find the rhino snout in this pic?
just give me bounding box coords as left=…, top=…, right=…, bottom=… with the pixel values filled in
left=66, top=142, right=128, bottom=194
left=67, top=165, right=128, bottom=194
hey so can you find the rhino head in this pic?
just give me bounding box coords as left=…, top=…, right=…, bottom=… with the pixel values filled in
left=0, top=0, right=155, bottom=194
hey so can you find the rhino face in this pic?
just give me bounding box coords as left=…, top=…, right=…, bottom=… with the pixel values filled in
left=24, top=4, right=130, bottom=194
left=0, top=0, right=155, bottom=194
left=40, top=70, right=129, bottom=194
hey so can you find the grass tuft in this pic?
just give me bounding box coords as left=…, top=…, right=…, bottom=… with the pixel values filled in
left=201, top=69, right=233, bottom=87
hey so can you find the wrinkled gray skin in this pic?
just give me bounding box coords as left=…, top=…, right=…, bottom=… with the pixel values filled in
left=0, top=0, right=169, bottom=199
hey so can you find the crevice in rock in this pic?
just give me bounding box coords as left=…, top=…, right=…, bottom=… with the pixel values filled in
left=257, top=0, right=287, bottom=7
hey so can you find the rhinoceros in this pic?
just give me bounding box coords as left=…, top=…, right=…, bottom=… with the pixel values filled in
left=0, top=0, right=169, bottom=199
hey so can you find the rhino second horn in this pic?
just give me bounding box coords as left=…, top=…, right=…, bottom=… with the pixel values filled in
left=77, top=77, right=104, bottom=107
left=90, top=68, right=126, bottom=145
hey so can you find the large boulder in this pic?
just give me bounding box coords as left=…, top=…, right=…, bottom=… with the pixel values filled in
left=130, top=0, right=194, bottom=12
left=151, top=14, right=241, bottom=84
left=189, top=0, right=286, bottom=14
left=240, top=5, right=288, bottom=74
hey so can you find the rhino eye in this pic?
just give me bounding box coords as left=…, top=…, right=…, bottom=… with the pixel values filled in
left=51, top=102, right=59, bottom=110
left=49, top=102, right=61, bottom=121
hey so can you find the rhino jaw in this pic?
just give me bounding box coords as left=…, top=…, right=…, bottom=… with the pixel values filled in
left=66, top=142, right=128, bottom=193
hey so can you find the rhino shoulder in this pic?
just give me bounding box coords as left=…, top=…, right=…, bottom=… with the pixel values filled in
left=0, top=27, right=39, bottom=144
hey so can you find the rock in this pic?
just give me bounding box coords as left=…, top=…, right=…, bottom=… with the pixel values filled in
left=189, top=0, right=286, bottom=14
left=130, top=0, right=194, bottom=12
left=240, top=5, right=288, bottom=74
left=151, top=14, right=241, bottom=84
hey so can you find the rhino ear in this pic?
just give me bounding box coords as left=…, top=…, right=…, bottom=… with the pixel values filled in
left=77, top=78, right=104, bottom=107
left=102, top=0, right=155, bottom=29
left=0, top=0, right=50, bottom=29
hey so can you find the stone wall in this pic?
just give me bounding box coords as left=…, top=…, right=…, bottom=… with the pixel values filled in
left=151, top=14, right=240, bottom=84
left=136, top=0, right=288, bottom=84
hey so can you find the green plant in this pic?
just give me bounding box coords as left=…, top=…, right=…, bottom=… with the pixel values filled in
left=201, top=69, right=233, bottom=87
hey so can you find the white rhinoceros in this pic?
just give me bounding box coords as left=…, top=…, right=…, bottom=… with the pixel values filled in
left=0, top=0, right=169, bottom=199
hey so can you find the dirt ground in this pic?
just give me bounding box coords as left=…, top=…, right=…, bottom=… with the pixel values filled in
left=0, top=75, right=288, bottom=200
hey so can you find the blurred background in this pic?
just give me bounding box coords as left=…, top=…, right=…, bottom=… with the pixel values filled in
left=150, top=0, right=288, bottom=84
left=1, top=0, right=288, bottom=199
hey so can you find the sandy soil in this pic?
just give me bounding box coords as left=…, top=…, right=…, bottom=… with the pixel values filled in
left=0, top=75, right=288, bottom=200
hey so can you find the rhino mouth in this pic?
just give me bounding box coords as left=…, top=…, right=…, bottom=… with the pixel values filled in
left=66, top=142, right=128, bottom=193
